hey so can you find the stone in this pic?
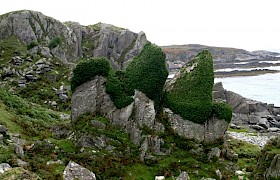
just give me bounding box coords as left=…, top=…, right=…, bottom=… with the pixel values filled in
left=216, top=169, right=222, bottom=180
left=235, top=170, right=244, bottom=176
left=0, top=163, right=11, bottom=173
left=91, top=120, right=106, bottom=130
left=176, top=171, right=190, bottom=180
left=265, top=154, right=280, bottom=178
left=51, top=101, right=57, bottom=107
left=59, top=94, right=69, bottom=102
left=46, top=160, right=63, bottom=166
left=268, top=127, right=280, bottom=132
left=41, top=47, right=52, bottom=58
left=0, top=125, right=8, bottom=133
left=14, top=143, right=24, bottom=158
left=16, top=159, right=28, bottom=168
left=0, top=134, right=3, bottom=143
left=63, top=161, right=96, bottom=180
left=250, top=125, right=265, bottom=131
left=155, top=176, right=165, bottom=180
left=258, top=118, right=269, bottom=129
left=208, top=147, right=221, bottom=161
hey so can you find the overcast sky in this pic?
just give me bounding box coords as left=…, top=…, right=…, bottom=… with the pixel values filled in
left=1, top=0, right=279, bottom=51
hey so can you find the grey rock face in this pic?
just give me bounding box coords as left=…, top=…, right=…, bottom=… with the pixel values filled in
left=71, top=76, right=164, bottom=149
left=134, top=90, right=156, bottom=128
left=0, top=10, right=80, bottom=62
left=0, top=163, right=11, bottom=173
left=63, top=161, right=96, bottom=180
left=165, top=108, right=228, bottom=143
left=82, top=23, right=147, bottom=70
left=266, top=154, right=280, bottom=179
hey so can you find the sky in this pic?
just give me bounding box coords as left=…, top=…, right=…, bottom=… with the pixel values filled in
left=1, top=0, right=280, bottom=51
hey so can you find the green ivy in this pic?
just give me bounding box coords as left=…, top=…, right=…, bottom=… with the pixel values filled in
left=125, top=42, right=168, bottom=110
left=105, top=71, right=134, bottom=109
left=71, top=57, right=111, bottom=91
left=48, top=36, right=62, bottom=49
left=165, top=50, right=214, bottom=124
left=212, top=102, right=232, bottom=123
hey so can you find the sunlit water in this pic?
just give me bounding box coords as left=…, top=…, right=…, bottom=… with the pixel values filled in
left=215, top=71, right=280, bottom=107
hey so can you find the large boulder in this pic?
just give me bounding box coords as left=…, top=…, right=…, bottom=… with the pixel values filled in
left=63, top=161, right=96, bottom=180
left=165, top=108, right=228, bottom=143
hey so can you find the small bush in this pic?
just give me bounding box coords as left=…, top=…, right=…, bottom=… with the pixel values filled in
left=27, top=40, right=38, bottom=50
left=212, top=102, right=232, bottom=123
left=48, top=36, right=62, bottom=49
left=71, top=57, right=111, bottom=91
left=105, top=71, right=134, bottom=109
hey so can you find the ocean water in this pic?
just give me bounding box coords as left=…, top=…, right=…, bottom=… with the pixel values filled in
left=215, top=71, right=280, bottom=107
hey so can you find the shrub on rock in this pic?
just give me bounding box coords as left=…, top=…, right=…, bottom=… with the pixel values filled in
left=71, top=57, right=111, bottom=91
left=165, top=50, right=214, bottom=124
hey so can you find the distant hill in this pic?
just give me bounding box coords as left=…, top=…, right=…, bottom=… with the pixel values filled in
left=162, top=44, right=280, bottom=73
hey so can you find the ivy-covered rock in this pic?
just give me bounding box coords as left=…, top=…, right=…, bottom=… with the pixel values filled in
left=165, top=50, right=215, bottom=124
left=71, top=57, right=111, bottom=91
left=125, top=42, right=168, bottom=110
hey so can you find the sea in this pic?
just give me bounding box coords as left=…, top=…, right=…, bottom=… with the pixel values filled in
left=215, top=66, right=280, bottom=107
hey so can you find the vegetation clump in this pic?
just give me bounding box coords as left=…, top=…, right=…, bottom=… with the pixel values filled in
left=71, top=43, right=168, bottom=110
left=71, top=57, right=111, bottom=91
left=125, top=42, right=168, bottom=110
left=165, top=50, right=215, bottom=123
left=48, top=36, right=62, bottom=49
left=212, top=102, right=232, bottom=123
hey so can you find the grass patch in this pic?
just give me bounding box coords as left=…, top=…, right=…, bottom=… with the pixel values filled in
left=0, top=88, right=64, bottom=137
left=0, top=36, right=27, bottom=65
left=228, top=138, right=260, bottom=171
left=0, top=100, right=22, bottom=134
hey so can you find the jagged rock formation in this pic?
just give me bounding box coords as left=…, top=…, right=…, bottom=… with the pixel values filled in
left=213, top=82, right=280, bottom=132
left=0, top=10, right=146, bottom=66
left=0, top=10, right=80, bottom=62
left=80, top=23, right=147, bottom=69
left=71, top=76, right=164, bottom=147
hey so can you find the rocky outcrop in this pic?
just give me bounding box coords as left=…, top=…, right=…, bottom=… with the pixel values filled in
left=165, top=108, right=228, bottom=143
left=214, top=82, right=280, bottom=132
left=63, top=161, right=96, bottom=180
left=0, top=10, right=80, bottom=62
left=0, top=11, right=146, bottom=66
left=81, top=23, right=147, bottom=70
left=71, top=76, right=163, bottom=148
